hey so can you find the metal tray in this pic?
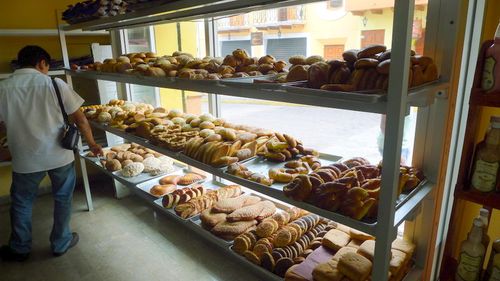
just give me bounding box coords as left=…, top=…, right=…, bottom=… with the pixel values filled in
left=152, top=180, right=224, bottom=221
left=225, top=153, right=342, bottom=190
left=219, top=74, right=288, bottom=90
left=283, top=81, right=385, bottom=103
left=136, top=168, right=205, bottom=198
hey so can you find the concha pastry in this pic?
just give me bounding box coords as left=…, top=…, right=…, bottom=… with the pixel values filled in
left=121, top=162, right=144, bottom=177
left=142, top=157, right=161, bottom=173
left=178, top=173, right=205, bottom=185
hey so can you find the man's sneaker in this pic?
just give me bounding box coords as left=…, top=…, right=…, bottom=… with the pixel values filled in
left=53, top=232, right=79, bottom=257
left=0, top=245, right=30, bottom=262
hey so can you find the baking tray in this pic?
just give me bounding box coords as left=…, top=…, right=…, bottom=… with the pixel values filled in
left=219, top=74, right=289, bottom=90
left=225, top=153, right=343, bottom=190
left=135, top=168, right=205, bottom=198
left=283, top=81, right=385, bottom=103
left=152, top=180, right=224, bottom=221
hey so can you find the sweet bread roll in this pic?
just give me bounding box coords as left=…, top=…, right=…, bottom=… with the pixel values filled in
left=232, top=49, right=249, bottom=60
left=423, top=63, right=438, bottom=83
left=305, top=55, right=324, bottom=65
left=150, top=184, right=176, bottom=197
left=274, top=61, right=287, bottom=72
left=289, top=55, right=307, bottom=65
left=286, top=65, right=309, bottom=82
left=411, top=65, right=425, bottom=87
left=322, top=229, right=350, bottom=251
left=357, top=44, right=387, bottom=59
left=312, top=260, right=344, bottom=281
left=307, top=62, right=330, bottom=89
left=105, top=159, right=122, bottom=172
left=258, top=55, right=276, bottom=65
left=354, top=58, right=379, bottom=69
left=342, top=49, right=359, bottom=63
left=377, top=59, right=391, bottom=74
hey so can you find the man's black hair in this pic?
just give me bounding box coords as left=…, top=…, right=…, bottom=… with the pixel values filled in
left=17, top=45, right=51, bottom=68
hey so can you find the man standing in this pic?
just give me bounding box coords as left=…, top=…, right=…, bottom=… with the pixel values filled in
left=0, top=46, right=102, bottom=261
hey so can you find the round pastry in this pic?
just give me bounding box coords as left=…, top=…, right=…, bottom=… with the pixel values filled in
left=97, top=112, right=112, bottom=123
left=357, top=44, right=387, bottom=59
left=232, top=49, right=250, bottom=60
left=258, top=55, right=276, bottom=65
left=286, top=65, right=309, bottom=82
left=199, top=121, right=215, bottom=130
left=275, top=257, right=295, bottom=277
left=305, top=55, right=324, bottom=65
left=167, top=109, right=183, bottom=118
left=121, top=162, right=144, bottom=177
left=342, top=49, right=359, bottom=63
left=105, top=159, right=122, bottom=172
left=289, top=55, right=307, bottom=65
left=150, top=184, right=176, bottom=197
left=354, top=58, right=379, bottom=69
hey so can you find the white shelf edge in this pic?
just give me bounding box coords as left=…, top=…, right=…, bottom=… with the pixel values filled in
left=0, top=29, right=108, bottom=36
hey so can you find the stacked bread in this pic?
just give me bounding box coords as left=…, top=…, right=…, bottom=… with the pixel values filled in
left=74, top=49, right=287, bottom=79
left=283, top=157, right=424, bottom=221
left=285, top=224, right=416, bottom=281
left=94, top=143, right=174, bottom=177
left=302, top=45, right=438, bottom=92
left=174, top=184, right=242, bottom=219
left=232, top=210, right=338, bottom=277
left=150, top=173, right=205, bottom=197
left=285, top=55, right=327, bottom=82
left=200, top=194, right=278, bottom=240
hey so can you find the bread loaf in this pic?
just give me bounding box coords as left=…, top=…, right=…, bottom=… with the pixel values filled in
left=307, top=62, right=330, bottom=89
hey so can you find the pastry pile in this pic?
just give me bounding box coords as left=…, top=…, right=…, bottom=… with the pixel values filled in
left=71, top=49, right=287, bottom=79
left=285, top=224, right=415, bottom=281
left=283, top=157, right=424, bottom=221
left=200, top=194, right=279, bottom=240
left=301, top=45, right=438, bottom=92
left=232, top=209, right=337, bottom=277
left=92, top=143, right=174, bottom=177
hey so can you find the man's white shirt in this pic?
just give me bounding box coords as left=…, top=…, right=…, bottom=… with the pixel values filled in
left=0, top=68, right=84, bottom=173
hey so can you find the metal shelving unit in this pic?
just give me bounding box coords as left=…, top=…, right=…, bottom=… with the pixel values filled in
left=58, top=0, right=462, bottom=280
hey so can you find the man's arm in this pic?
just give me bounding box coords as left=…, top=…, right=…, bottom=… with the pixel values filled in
left=70, top=110, right=103, bottom=156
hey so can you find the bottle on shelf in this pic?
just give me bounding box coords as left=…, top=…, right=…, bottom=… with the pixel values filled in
left=485, top=239, right=500, bottom=281
left=470, top=116, right=500, bottom=193
left=482, top=21, right=500, bottom=93
left=456, top=218, right=486, bottom=281
left=478, top=208, right=491, bottom=249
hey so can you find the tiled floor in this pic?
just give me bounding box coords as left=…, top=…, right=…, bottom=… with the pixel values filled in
left=0, top=181, right=263, bottom=281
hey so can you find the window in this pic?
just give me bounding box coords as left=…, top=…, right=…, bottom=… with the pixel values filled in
left=266, top=38, right=307, bottom=62
left=324, top=44, right=345, bottom=60
left=361, top=29, right=385, bottom=48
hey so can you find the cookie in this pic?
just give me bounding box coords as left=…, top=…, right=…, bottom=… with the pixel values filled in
left=253, top=243, right=271, bottom=258
left=211, top=220, right=257, bottom=240
left=233, top=236, right=250, bottom=255
left=274, top=228, right=292, bottom=247
left=256, top=220, right=277, bottom=238
left=227, top=201, right=270, bottom=222
left=261, top=252, right=276, bottom=272
left=275, top=257, right=295, bottom=277
left=200, top=209, right=227, bottom=229
left=243, top=250, right=261, bottom=265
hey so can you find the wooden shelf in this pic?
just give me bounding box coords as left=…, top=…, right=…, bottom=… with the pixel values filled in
left=469, top=88, right=500, bottom=107
left=455, top=185, right=500, bottom=210
left=440, top=256, right=457, bottom=281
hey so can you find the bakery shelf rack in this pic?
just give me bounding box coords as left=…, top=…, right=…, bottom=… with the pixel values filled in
left=65, top=69, right=448, bottom=114
left=58, top=0, right=461, bottom=280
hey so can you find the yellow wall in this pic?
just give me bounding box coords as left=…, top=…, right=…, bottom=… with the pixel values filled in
left=0, top=0, right=110, bottom=196
left=154, top=22, right=203, bottom=113
left=451, top=0, right=500, bottom=266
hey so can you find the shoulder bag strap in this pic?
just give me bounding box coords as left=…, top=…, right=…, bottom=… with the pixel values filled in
left=51, top=78, right=69, bottom=125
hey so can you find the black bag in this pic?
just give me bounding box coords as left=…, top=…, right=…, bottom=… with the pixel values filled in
left=52, top=79, right=80, bottom=152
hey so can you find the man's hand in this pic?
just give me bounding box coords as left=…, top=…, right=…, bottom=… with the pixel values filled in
left=89, top=143, right=103, bottom=156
